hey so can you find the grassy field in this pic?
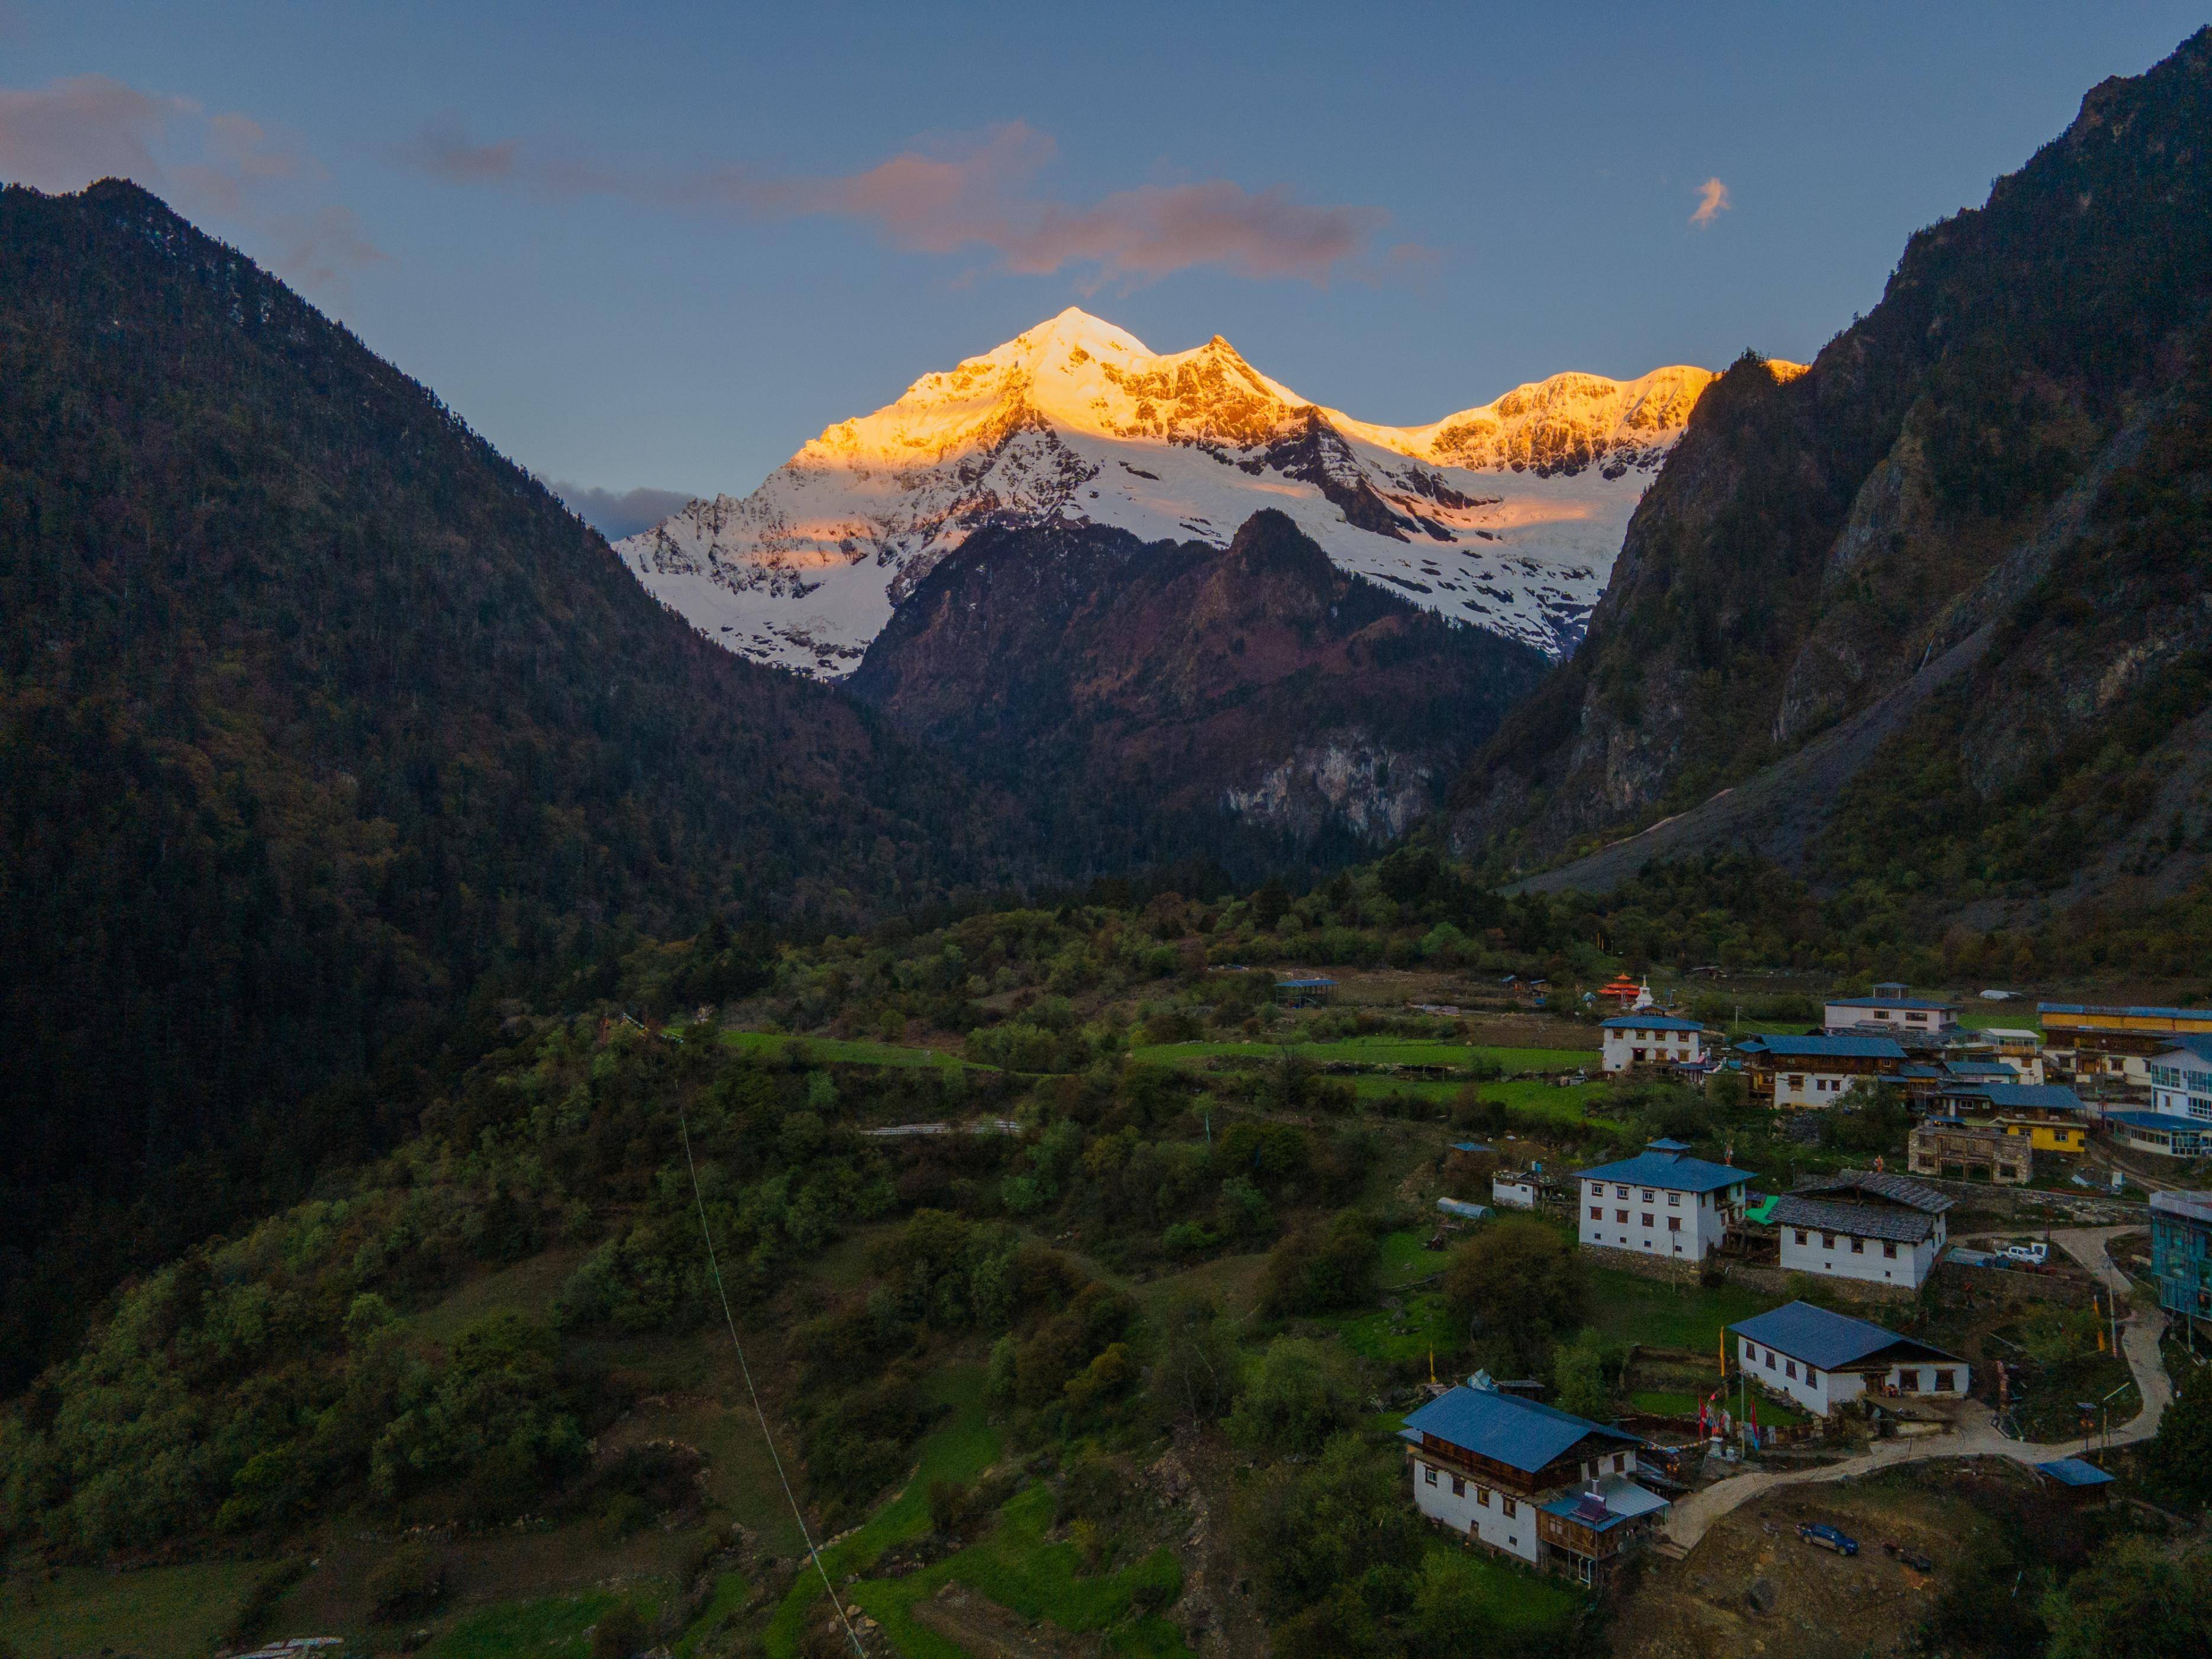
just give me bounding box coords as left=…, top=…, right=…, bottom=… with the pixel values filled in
left=1333, top=1290, right=1459, bottom=1365
left=1583, top=1266, right=1771, bottom=1355
left=1377, top=1229, right=1451, bottom=1287
left=764, top=1366, right=1002, bottom=1658
left=406, top=1248, right=583, bottom=1347
left=1417, top=1534, right=1582, bottom=1635
left=846, top=1483, right=1190, bottom=1659
left=722, top=1031, right=983, bottom=1069
left=425, top=1590, right=650, bottom=1659
left=1344, top=1073, right=1616, bottom=1125
left=0, top=1560, right=276, bottom=1659
left=1131, top=1039, right=1592, bottom=1072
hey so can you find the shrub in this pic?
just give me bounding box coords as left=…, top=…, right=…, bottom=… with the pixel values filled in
left=590, top=1601, right=647, bottom=1659
left=367, top=1541, right=445, bottom=1622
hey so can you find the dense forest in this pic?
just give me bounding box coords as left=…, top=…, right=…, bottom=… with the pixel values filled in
left=0, top=180, right=1023, bottom=1384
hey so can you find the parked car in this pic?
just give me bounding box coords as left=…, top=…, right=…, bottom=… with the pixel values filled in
left=2002, top=1241, right=2050, bottom=1267
left=1882, top=1541, right=1935, bottom=1571
left=1798, top=1522, right=1859, bottom=1556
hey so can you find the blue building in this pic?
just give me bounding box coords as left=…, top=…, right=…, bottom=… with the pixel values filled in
left=2150, top=1190, right=2212, bottom=1329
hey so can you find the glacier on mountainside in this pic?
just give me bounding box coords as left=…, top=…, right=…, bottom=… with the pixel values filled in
left=613, top=309, right=1728, bottom=678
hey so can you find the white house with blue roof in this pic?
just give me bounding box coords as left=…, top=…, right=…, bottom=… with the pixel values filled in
left=1402, top=1377, right=1668, bottom=1582
left=1600, top=1014, right=1709, bottom=1074
left=1737, top=1033, right=1907, bottom=1108
left=1574, top=1142, right=1754, bottom=1261
left=1823, top=983, right=1959, bottom=1037
left=1729, top=1300, right=1969, bottom=1416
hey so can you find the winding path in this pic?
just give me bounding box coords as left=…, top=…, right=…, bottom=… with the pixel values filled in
left=1661, top=1227, right=2174, bottom=1554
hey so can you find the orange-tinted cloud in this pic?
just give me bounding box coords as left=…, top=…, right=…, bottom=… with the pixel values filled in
left=1690, top=176, right=1730, bottom=228
left=0, top=73, right=385, bottom=285
left=399, top=118, right=1396, bottom=285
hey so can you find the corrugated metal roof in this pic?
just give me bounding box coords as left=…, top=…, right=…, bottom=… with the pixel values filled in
left=1737, top=1034, right=1908, bottom=1060
left=1729, top=1300, right=1943, bottom=1370
left=1601, top=1015, right=1705, bottom=1032
left=1403, top=1384, right=1638, bottom=1473
left=1538, top=1474, right=1669, bottom=1532
left=2107, top=1111, right=2210, bottom=1135
left=2151, top=1034, right=2212, bottom=1063
left=1941, top=1083, right=2085, bottom=1112
left=1827, top=996, right=1957, bottom=1011
left=1795, top=1169, right=1953, bottom=1213
left=1768, top=1195, right=1939, bottom=1243
left=2150, top=1191, right=2212, bottom=1225
left=1571, top=1149, right=1755, bottom=1193
left=2036, top=1457, right=2114, bottom=1487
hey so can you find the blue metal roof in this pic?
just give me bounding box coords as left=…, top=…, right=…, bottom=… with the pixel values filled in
left=1274, top=977, right=1337, bottom=987
left=1571, top=1148, right=1755, bottom=1193
left=2152, top=1034, right=2212, bottom=1063
left=1946, top=1083, right=2085, bottom=1112
left=1727, top=1301, right=1961, bottom=1371
left=1402, top=1384, right=1638, bottom=1473
left=1943, top=1060, right=2020, bottom=1079
left=1601, top=1015, right=1705, bottom=1032
left=1737, top=1034, right=1907, bottom=1060
left=2036, top=1457, right=2114, bottom=1487
left=2106, top=1111, right=2209, bottom=1135
left=2040, top=1002, right=2212, bottom=1020
left=1828, top=996, right=1956, bottom=1011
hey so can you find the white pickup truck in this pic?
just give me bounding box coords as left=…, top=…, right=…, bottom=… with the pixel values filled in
left=2001, top=1240, right=2050, bottom=1267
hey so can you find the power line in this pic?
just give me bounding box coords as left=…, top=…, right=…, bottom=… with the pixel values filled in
left=676, top=1102, right=866, bottom=1658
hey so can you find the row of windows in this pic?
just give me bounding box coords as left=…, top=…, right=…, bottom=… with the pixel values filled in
left=1791, top=1229, right=1901, bottom=1259
left=1420, top=1464, right=1518, bottom=1515
left=1585, top=1183, right=1690, bottom=1206
left=2149, top=1066, right=2212, bottom=1092
left=1591, top=1207, right=1683, bottom=1232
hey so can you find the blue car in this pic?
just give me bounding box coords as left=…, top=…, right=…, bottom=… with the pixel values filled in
left=1798, top=1522, right=1859, bottom=1556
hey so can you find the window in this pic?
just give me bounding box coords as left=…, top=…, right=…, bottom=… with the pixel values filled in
left=1424, top=1466, right=1437, bottom=1485
left=1642, top=1189, right=1655, bottom=1202
left=1503, top=1496, right=1517, bottom=1517
left=1642, top=1213, right=1655, bottom=1229
left=1898, top=1370, right=1920, bottom=1393
left=1764, top=1350, right=1775, bottom=1370
left=1882, top=1241, right=1897, bottom=1259
left=1794, top=1229, right=1808, bottom=1246
left=1590, top=1206, right=1603, bottom=1221
left=1851, top=1237, right=1865, bottom=1254
left=1668, top=1216, right=1681, bottom=1232
left=1822, top=1232, right=1835, bottom=1250
left=1935, top=1370, right=1955, bottom=1392
left=1616, top=1209, right=1629, bottom=1224
left=1668, top=1192, right=1681, bottom=1207
left=1615, top=1186, right=1629, bottom=1198
left=1451, top=1476, right=1465, bottom=1496
left=1785, top=1360, right=1797, bottom=1380
left=1806, top=1368, right=1820, bottom=1387
left=1478, top=1487, right=1491, bottom=1508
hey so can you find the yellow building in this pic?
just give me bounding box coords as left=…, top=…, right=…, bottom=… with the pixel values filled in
left=1998, top=1117, right=2088, bottom=1155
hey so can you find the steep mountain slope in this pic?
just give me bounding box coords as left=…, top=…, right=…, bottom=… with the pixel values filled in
left=615, top=309, right=1719, bottom=675
left=0, top=180, right=1012, bottom=1382
left=1456, top=26, right=2212, bottom=920
left=845, top=510, right=1549, bottom=870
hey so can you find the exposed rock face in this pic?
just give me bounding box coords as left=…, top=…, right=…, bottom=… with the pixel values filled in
left=845, top=510, right=1548, bottom=871
left=615, top=309, right=1723, bottom=676
left=1454, top=26, right=2212, bottom=918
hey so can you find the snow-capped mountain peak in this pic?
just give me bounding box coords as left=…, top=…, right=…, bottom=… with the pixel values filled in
left=614, top=310, right=1725, bottom=676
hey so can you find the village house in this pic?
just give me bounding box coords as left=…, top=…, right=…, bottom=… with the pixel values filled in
left=1767, top=1169, right=1953, bottom=1290
left=2149, top=1190, right=2212, bottom=1332
left=1490, top=1169, right=1541, bottom=1210
left=1735, top=1033, right=1906, bottom=1107
left=1730, top=1302, right=1970, bottom=1417
left=1574, top=1142, right=1755, bottom=1261
left=2104, top=1110, right=2212, bottom=1159
left=1402, top=1377, right=1668, bottom=1584
left=2039, top=1002, right=2212, bottom=1089
left=1977, top=1028, right=2047, bottom=1085
left=2148, top=1035, right=2212, bottom=1124
left=1908, top=1116, right=2032, bottom=1185
left=1933, top=1081, right=2090, bottom=1156
left=1600, top=1014, right=1709, bottom=1074
left=1823, top=983, right=1959, bottom=1038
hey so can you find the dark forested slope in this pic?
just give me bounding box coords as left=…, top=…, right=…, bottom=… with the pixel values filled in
left=1452, top=27, right=2212, bottom=911
left=0, top=180, right=1011, bottom=1381
left=848, top=511, right=1548, bottom=877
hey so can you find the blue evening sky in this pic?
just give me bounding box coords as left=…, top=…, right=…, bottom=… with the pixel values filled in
left=2, top=2, right=2203, bottom=512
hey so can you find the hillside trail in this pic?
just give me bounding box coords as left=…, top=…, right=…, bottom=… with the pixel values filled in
left=1661, top=1227, right=2174, bottom=1555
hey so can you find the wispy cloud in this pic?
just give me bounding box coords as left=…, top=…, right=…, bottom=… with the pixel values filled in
left=397, top=118, right=1397, bottom=286
left=1690, top=176, right=1730, bottom=228
left=0, top=73, right=386, bottom=288
left=547, top=480, right=697, bottom=541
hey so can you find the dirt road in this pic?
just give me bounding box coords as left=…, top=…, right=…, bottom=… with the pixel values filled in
left=1662, top=1227, right=2172, bottom=1555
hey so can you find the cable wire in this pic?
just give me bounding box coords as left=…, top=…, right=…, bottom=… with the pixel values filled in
left=676, top=1102, right=866, bottom=1657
